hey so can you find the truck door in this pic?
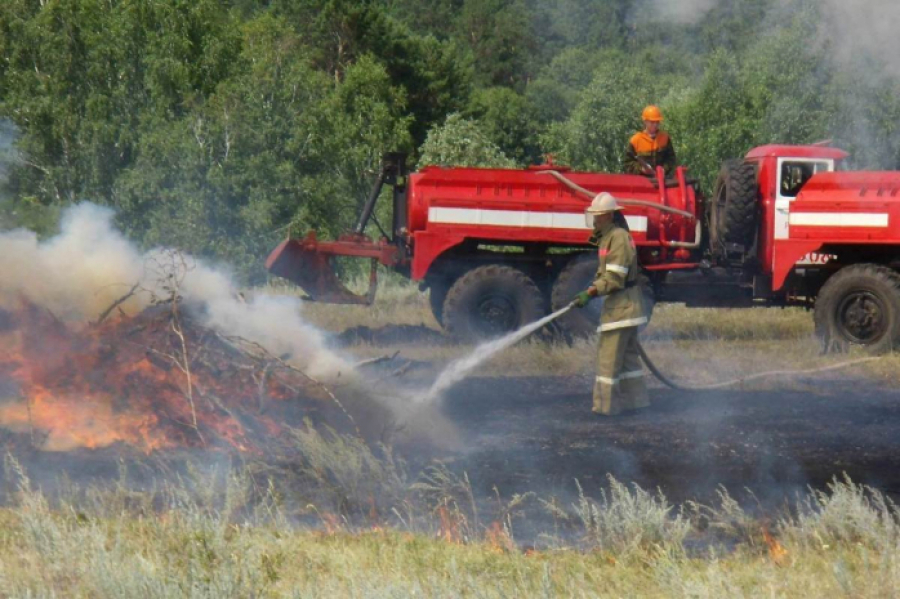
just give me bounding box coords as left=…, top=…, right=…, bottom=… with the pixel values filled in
left=774, top=158, right=834, bottom=240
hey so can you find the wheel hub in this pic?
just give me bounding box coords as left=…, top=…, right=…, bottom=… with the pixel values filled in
left=475, top=294, right=517, bottom=335
left=837, top=291, right=887, bottom=344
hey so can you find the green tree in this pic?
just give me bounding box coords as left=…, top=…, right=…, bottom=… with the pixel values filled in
left=456, top=0, right=535, bottom=88
left=262, top=0, right=470, bottom=145
left=526, top=47, right=605, bottom=124
left=664, top=50, right=757, bottom=191
left=541, top=52, right=680, bottom=173
left=466, top=87, right=540, bottom=163
left=418, top=113, right=516, bottom=168
left=113, top=16, right=412, bottom=279
left=0, top=0, right=242, bottom=216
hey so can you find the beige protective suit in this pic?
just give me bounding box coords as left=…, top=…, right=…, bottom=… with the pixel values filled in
left=589, top=221, right=649, bottom=415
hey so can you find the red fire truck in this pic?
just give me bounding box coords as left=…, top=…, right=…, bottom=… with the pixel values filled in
left=267, top=146, right=900, bottom=352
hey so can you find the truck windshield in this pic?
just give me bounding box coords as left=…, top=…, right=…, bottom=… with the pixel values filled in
left=779, top=160, right=831, bottom=197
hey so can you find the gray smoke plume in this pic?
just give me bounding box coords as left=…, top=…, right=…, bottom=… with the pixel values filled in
left=0, top=202, right=349, bottom=378
left=639, top=0, right=900, bottom=81
left=0, top=125, right=349, bottom=378
left=812, top=0, right=900, bottom=79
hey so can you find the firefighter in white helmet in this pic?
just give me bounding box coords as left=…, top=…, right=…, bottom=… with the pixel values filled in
left=572, top=193, right=649, bottom=415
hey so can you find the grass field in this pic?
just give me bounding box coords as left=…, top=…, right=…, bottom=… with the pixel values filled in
left=2, top=454, right=899, bottom=597
left=2, top=278, right=898, bottom=597
left=276, top=276, right=900, bottom=388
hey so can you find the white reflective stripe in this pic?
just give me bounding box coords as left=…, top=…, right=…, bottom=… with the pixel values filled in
left=428, top=207, right=649, bottom=232
left=619, top=370, right=644, bottom=379
left=788, top=212, right=889, bottom=228
left=596, top=375, right=618, bottom=385
left=606, top=264, right=629, bottom=275
left=597, top=316, right=648, bottom=332
left=624, top=216, right=648, bottom=232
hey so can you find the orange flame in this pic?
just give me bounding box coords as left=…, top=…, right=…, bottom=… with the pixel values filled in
left=436, top=505, right=463, bottom=544
left=762, top=526, right=789, bottom=565
left=0, top=302, right=335, bottom=453
left=484, top=521, right=515, bottom=553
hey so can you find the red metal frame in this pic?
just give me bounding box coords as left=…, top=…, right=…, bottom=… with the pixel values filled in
left=405, top=164, right=699, bottom=279
left=266, top=232, right=400, bottom=303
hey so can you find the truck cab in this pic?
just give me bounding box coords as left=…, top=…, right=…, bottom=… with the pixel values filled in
left=743, top=145, right=848, bottom=279
left=710, top=144, right=900, bottom=352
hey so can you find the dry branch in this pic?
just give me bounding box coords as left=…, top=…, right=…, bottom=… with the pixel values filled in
left=96, top=282, right=141, bottom=325
left=214, top=332, right=363, bottom=438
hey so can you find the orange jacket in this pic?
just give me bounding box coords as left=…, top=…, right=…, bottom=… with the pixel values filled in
left=625, top=131, right=676, bottom=176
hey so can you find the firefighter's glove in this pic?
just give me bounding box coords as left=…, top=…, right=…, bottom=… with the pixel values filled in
left=573, top=290, right=593, bottom=309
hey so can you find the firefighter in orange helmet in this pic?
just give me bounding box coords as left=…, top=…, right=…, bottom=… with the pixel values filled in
left=625, top=105, right=677, bottom=177
left=572, top=193, right=649, bottom=415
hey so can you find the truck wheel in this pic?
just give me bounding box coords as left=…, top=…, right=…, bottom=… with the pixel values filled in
left=814, top=264, right=900, bottom=353
left=710, top=159, right=757, bottom=250
left=551, top=254, right=603, bottom=338
left=550, top=253, right=655, bottom=339
left=428, top=280, right=450, bottom=326
left=443, top=265, right=545, bottom=341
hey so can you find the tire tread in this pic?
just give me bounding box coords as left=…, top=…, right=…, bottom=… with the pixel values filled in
left=443, top=264, right=544, bottom=341
left=814, top=263, right=900, bottom=353
left=711, top=160, right=758, bottom=249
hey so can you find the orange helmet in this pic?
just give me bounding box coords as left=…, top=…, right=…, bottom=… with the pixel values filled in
left=641, top=105, right=664, bottom=122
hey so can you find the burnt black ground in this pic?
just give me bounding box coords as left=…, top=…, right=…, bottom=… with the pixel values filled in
left=3, top=345, right=898, bottom=526
left=430, top=375, right=900, bottom=507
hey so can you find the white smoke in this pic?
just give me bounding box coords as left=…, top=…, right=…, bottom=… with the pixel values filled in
left=639, top=0, right=900, bottom=81
left=181, top=266, right=340, bottom=376
left=811, top=0, right=900, bottom=79
left=0, top=203, right=147, bottom=320
left=0, top=202, right=348, bottom=378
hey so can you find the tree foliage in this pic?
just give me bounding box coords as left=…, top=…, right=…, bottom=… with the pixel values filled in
left=1, top=0, right=899, bottom=279
left=418, top=114, right=516, bottom=168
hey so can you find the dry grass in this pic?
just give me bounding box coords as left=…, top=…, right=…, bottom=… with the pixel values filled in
left=263, top=277, right=900, bottom=388
left=2, top=448, right=900, bottom=598
left=2, top=279, right=886, bottom=596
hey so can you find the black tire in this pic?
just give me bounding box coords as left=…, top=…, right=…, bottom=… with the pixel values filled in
left=709, top=159, right=758, bottom=250
left=443, top=264, right=546, bottom=341
left=550, top=253, right=654, bottom=339
left=551, top=254, right=603, bottom=338
left=814, top=264, right=900, bottom=354
left=428, top=280, right=451, bottom=326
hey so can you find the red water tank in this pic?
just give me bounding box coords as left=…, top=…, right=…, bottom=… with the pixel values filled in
left=404, top=164, right=700, bottom=279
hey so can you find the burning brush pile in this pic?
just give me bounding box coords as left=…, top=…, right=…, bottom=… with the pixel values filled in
left=0, top=298, right=359, bottom=454
left=0, top=203, right=372, bottom=457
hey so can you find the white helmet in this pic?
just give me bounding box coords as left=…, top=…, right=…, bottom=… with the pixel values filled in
left=584, top=192, right=620, bottom=227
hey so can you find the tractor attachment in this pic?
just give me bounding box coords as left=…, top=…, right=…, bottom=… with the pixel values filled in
left=265, top=232, right=401, bottom=304
left=266, top=153, right=408, bottom=304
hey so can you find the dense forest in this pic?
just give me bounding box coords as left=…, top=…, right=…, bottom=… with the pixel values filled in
left=1, top=0, right=899, bottom=279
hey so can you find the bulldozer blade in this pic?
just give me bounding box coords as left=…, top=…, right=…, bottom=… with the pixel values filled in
left=266, top=237, right=372, bottom=304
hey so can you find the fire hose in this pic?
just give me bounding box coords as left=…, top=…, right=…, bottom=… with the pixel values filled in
left=541, top=170, right=702, bottom=249
left=634, top=341, right=880, bottom=391
left=540, top=170, right=695, bottom=218
left=559, top=301, right=882, bottom=391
